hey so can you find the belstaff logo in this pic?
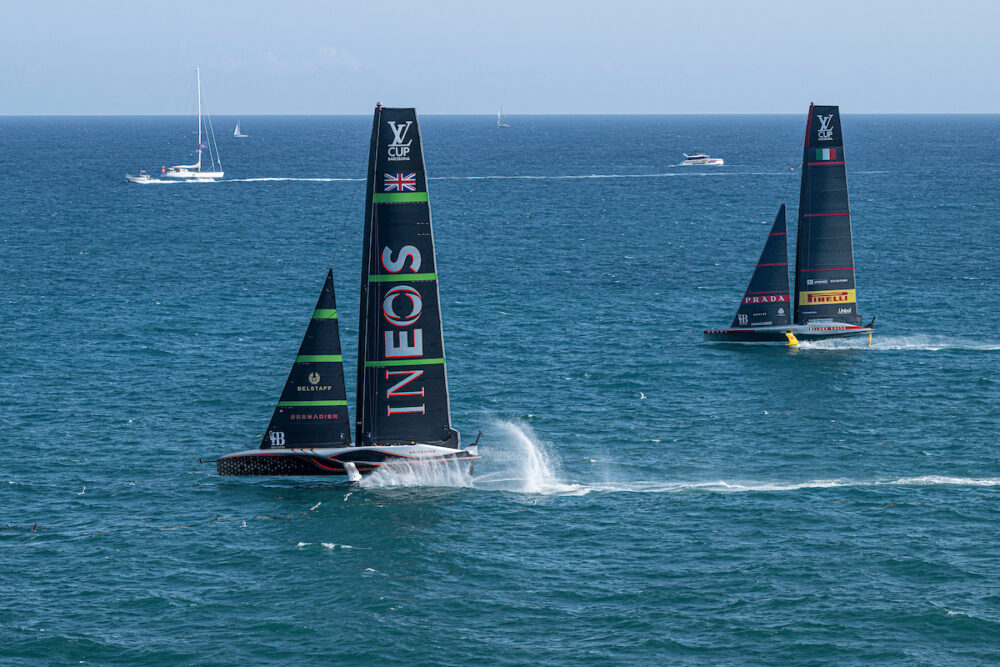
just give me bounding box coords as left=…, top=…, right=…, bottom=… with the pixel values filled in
left=816, top=114, right=834, bottom=141
left=268, top=431, right=286, bottom=448
left=800, top=289, right=856, bottom=305
left=387, top=121, right=413, bottom=161
left=308, top=372, right=321, bottom=385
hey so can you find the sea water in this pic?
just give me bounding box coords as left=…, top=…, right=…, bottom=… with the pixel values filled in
left=1, top=114, right=999, bottom=664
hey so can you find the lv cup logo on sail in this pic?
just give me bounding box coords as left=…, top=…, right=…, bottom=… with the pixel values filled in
left=816, top=114, right=835, bottom=141
left=387, top=121, right=414, bottom=161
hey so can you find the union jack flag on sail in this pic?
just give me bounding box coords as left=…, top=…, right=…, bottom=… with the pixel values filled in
left=383, top=173, right=417, bottom=192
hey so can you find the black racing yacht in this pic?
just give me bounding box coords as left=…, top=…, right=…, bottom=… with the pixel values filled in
left=699, top=104, right=874, bottom=344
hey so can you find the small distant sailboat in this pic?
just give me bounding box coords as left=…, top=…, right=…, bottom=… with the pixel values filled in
left=128, top=67, right=223, bottom=182
left=698, top=104, right=874, bottom=344
left=497, top=105, right=510, bottom=128
left=215, top=104, right=480, bottom=480
left=233, top=120, right=248, bottom=138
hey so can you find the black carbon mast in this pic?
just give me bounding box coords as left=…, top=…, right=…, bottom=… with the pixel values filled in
left=260, top=270, right=352, bottom=450
left=731, top=204, right=792, bottom=328
left=355, top=105, right=459, bottom=449
left=793, top=104, right=862, bottom=325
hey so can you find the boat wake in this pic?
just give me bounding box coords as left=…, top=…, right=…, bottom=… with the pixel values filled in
left=225, top=177, right=363, bottom=182
left=494, top=475, right=1000, bottom=497
left=799, top=335, right=1000, bottom=351
left=560, top=475, right=1000, bottom=495
left=430, top=173, right=749, bottom=180
left=214, top=172, right=787, bottom=184
left=354, top=423, right=1000, bottom=496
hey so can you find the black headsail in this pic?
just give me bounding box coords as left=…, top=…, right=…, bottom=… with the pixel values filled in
left=260, top=269, right=352, bottom=450
left=355, top=105, right=459, bottom=448
left=793, top=104, right=862, bottom=325
left=731, top=204, right=792, bottom=328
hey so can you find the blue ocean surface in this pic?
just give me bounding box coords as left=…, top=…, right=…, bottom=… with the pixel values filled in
left=1, top=114, right=999, bottom=664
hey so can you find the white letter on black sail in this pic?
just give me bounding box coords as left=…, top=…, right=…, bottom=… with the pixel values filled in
left=386, top=370, right=425, bottom=397
left=384, top=330, right=423, bottom=358
left=381, top=246, right=421, bottom=273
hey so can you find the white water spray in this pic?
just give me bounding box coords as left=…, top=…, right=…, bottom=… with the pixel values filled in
left=359, top=459, right=474, bottom=489
left=474, top=420, right=579, bottom=494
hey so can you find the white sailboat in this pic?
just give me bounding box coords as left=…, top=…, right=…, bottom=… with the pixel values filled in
left=161, top=68, right=224, bottom=180
left=233, top=120, right=248, bottom=138
left=497, top=105, right=510, bottom=128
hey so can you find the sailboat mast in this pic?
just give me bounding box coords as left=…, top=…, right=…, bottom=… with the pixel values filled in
left=196, top=67, right=202, bottom=172
left=355, top=105, right=382, bottom=445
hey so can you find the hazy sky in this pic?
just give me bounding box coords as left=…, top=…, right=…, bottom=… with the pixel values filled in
left=2, top=0, right=998, bottom=115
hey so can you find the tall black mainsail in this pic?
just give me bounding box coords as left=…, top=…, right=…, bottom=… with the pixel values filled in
left=731, top=204, right=792, bottom=328
left=355, top=106, right=459, bottom=448
left=793, top=104, right=861, bottom=325
left=260, top=269, right=352, bottom=450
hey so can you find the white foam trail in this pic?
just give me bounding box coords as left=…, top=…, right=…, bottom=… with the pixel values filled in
left=800, top=335, right=1000, bottom=351
left=298, top=541, right=368, bottom=550
left=225, top=177, right=362, bottom=182
left=429, top=172, right=779, bottom=180
left=359, top=459, right=474, bottom=489
left=547, top=476, right=1000, bottom=496
left=888, top=476, right=1000, bottom=487
left=216, top=172, right=795, bottom=185
left=474, top=420, right=580, bottom=494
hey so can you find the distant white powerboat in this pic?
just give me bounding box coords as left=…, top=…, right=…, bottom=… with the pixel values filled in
left=160, top=68, right=224, bottom=180
left=680, top=153, right=724, bottom=166
left=125, top=170, right=151, bottom=184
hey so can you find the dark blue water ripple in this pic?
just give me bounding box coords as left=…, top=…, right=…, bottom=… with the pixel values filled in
left=2, top=115, right=999, bottom=664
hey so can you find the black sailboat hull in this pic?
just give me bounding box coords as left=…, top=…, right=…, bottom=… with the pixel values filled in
left=699, top=323, right=872, bottom=343
left=217, top=444, right=478, bottom=477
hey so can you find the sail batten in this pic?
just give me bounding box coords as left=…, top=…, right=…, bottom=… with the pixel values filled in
left=355, top=106, right=459, bottom=448
left=260, top=270, right=352, bottom=450
left=793, top=104, right=861, bottom=325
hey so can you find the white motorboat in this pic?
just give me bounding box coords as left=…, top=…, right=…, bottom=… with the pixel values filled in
left=125, top=170, right=151, bottom=183
left=680, top=153, right=724, bottom=166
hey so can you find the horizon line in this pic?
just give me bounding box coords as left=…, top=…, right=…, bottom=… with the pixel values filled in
left=3, top=111, right=1000, bottom=118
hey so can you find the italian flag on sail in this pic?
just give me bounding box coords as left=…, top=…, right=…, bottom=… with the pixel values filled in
left=815, top=148, right=838, bottom=161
